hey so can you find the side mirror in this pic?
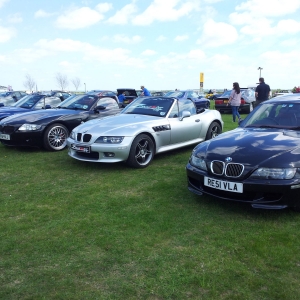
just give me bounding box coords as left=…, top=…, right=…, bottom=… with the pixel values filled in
left=45, top=105, right=51, bottom=109
left=179, top=110, right=191, bottom=121
left=94, top=105, right=106, bottom=111
left=0, top=103, right=4, bottom=107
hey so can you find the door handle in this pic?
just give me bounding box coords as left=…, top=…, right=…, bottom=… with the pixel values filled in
left=195, top=119, right=200, bottom=122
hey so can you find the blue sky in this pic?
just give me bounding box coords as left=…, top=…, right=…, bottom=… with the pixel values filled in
left=0, top=0, right=300, bottom=92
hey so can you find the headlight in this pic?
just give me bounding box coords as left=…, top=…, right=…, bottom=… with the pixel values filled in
left=69, top=131, right=75, bottom=140
left=190, top=154, right=207, bottom=171
left=18, top=124, right=42, bottom=131
left=95, top=136, right=124, bottom=144
left=250, top=168, right=297, bottom=180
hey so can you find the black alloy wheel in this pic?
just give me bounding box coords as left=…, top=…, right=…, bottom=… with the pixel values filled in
left=205, top=122, right=222, bottom=140
left=126, top=134, right=155, bottom=168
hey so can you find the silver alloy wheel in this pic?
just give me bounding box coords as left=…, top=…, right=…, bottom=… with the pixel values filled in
left=44, top=124, right=69, bottom=151
left=205, top=122, right=222, bottom=140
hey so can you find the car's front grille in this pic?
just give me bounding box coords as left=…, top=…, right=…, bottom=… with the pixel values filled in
left=0, top=125, right=16, bottom=134
left=211, top=160, right=244, bottom=178
left=76, top=133, right=82, bottom=141
left=83, top=134, right=92, bottom=142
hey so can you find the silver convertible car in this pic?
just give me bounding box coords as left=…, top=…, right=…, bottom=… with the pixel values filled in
left=67, top=96, right=223, bottom=168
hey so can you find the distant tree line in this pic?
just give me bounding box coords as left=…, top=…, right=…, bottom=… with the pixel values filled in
left=23, top=73, right=82, bottom=92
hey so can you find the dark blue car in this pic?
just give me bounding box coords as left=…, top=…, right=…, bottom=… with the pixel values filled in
left=164, top=90, right=210, bottom=110
left=0, top=93, right=66, bottom=121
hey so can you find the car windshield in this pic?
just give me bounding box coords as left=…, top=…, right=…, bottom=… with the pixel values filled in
left=11, top=94, right=45, bottom=108
left=58, top=94, right=96, bottom=110
left=122, top=97, right=175, bottom=117
left=242, top=102, right=300, bottom=129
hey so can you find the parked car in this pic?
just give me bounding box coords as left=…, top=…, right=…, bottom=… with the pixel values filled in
left=42, top=90, right=72, bottom=101
left=0, top=93, right=67, bottom=121
left=164, top=90, right=210, bottom=110
left=67, top=96, right=223, bottom=168
left=186, top=94, right=300, bottom=211
left=116, top=88, right=139, bottom=107
left=151, top=91, right=165, bottom=97
left=0, top=91, right=28, bottom=106
left=214, top=88, right=256, bottom=114
left=0, top=92, right=121, bottom=151
left=273, top=90, right=293, bottom=97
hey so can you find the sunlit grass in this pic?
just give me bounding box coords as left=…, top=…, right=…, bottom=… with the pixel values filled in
left=1, top=112, right=300, bottom=299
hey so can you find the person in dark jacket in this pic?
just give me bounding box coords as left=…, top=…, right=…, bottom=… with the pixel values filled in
left=255, top=77, right=271, bottom=107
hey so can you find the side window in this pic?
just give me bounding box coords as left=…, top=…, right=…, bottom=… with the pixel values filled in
left=97, top=97, right=117, bottom=108
left=168, top=102, right=179, bottom=118
left=45, top=97, right=61, bottom=108
left=34, top=98, right=47, bottom=109
left=179, top=100, right=196, bottom=115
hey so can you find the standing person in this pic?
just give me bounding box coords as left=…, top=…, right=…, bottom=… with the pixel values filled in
left=227, top=82, right=242, bottom=122
left=141, top=85, right=151, bottom=96
left=255, top=77, right=271, bottom=107
left=118, top=92, right=126, bottom=106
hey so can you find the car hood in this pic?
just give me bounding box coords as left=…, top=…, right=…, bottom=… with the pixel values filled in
left=73, top=113, right=161, bottom=135
left=0, top=106, right=29, bottom=116
left=0, top=108, right=83, bottom=124
left=196, top=128, right=300, bottom=168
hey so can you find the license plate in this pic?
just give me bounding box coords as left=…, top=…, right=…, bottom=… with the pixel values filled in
left=124, top=100, right=129, bottom=104
left=71, top=144, right=90, bottom=153
left=223, top=100, right=228, bottom=104
left=204, top=176, right=243, bottom=193
left=0, top=133, right=10, bottom=140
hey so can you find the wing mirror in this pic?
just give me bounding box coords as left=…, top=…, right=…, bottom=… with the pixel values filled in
left=179, top=110, right=191, bottom=121
left=94, top=105, right=106, bottom=111
left=0, top=103, right=4, bottom=107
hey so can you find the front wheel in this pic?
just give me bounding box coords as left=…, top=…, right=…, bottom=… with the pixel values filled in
left=126, top=134, right=154, bottom=168
left=205, top=122, right=222, bottom=140
left=43, top=123, right=69, bottom=151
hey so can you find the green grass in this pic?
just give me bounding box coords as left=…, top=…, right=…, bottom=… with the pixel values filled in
left=1, top=113, right=300, bottom=299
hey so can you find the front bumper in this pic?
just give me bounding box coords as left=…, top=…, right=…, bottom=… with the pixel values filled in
left=186, top=162, right=300, bottom=209
left=67, top=137, right=133, bottom=163
left=0, top=129, right=44, bottom=147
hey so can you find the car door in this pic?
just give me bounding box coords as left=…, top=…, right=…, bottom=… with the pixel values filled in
left=168, top=100, right=202, bottom=144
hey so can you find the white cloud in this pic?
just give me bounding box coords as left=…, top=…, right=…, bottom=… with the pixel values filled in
left=112, top=34, right=142, bottom=43
left=141, top=50, right=157, bottom=56
left=156, top=35, right=167, bottom=42
left=0, top=0, right=9, bottom=9
left=95, top=3, right=113, bottom=13
left=174, top=35, right=189, bottom=42
left=55, top=7, right=105, bottom=29
left=132, top=0, right=199, bottom=26
left=7, top=13, right=22, bottom=23
left=197, top=19, right=238, bottom=47
left=34, top=9, right=55, bottom=18
left=235, top=0, right=300, bottom=18
left=276, top=19, right=300, bottom=35
left=107, top=3, right=137, bottom=25
left=0, top=25, right=15, bottom=43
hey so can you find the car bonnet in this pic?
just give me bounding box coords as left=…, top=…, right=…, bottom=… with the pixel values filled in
left=197, top=128, right=300, bottom=167
left=73, top=113, right=163, bottom=135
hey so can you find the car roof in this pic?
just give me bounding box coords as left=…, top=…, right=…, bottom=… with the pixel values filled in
left=266, top=94, right=300, bottom=103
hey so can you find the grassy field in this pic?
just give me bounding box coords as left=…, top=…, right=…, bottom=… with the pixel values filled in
left=1, top=112, right=300, bottom=300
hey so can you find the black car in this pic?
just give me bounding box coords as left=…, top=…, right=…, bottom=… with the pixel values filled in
left=214, top=88, right=255, bottom=114
left=116, top=88, right=139, bottom=107
left=0, top=93, right=66, bottom=121
left=164, top=90, right=210, bottom=110
left=0, top=92, right=121, bottom=151
left=186, top=94, right=300, bottom=211
left=0, top=91, right=28, bottom=106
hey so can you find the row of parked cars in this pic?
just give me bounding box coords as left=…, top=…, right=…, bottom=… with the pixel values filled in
left=1, top=88, right=300, bottom=212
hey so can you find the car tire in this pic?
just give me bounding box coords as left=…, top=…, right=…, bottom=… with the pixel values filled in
left=205, top=122, right=222, bottom=140
left=43, top=123, right=69, bottom=151
left=126, top=134, right=155, bottom=168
